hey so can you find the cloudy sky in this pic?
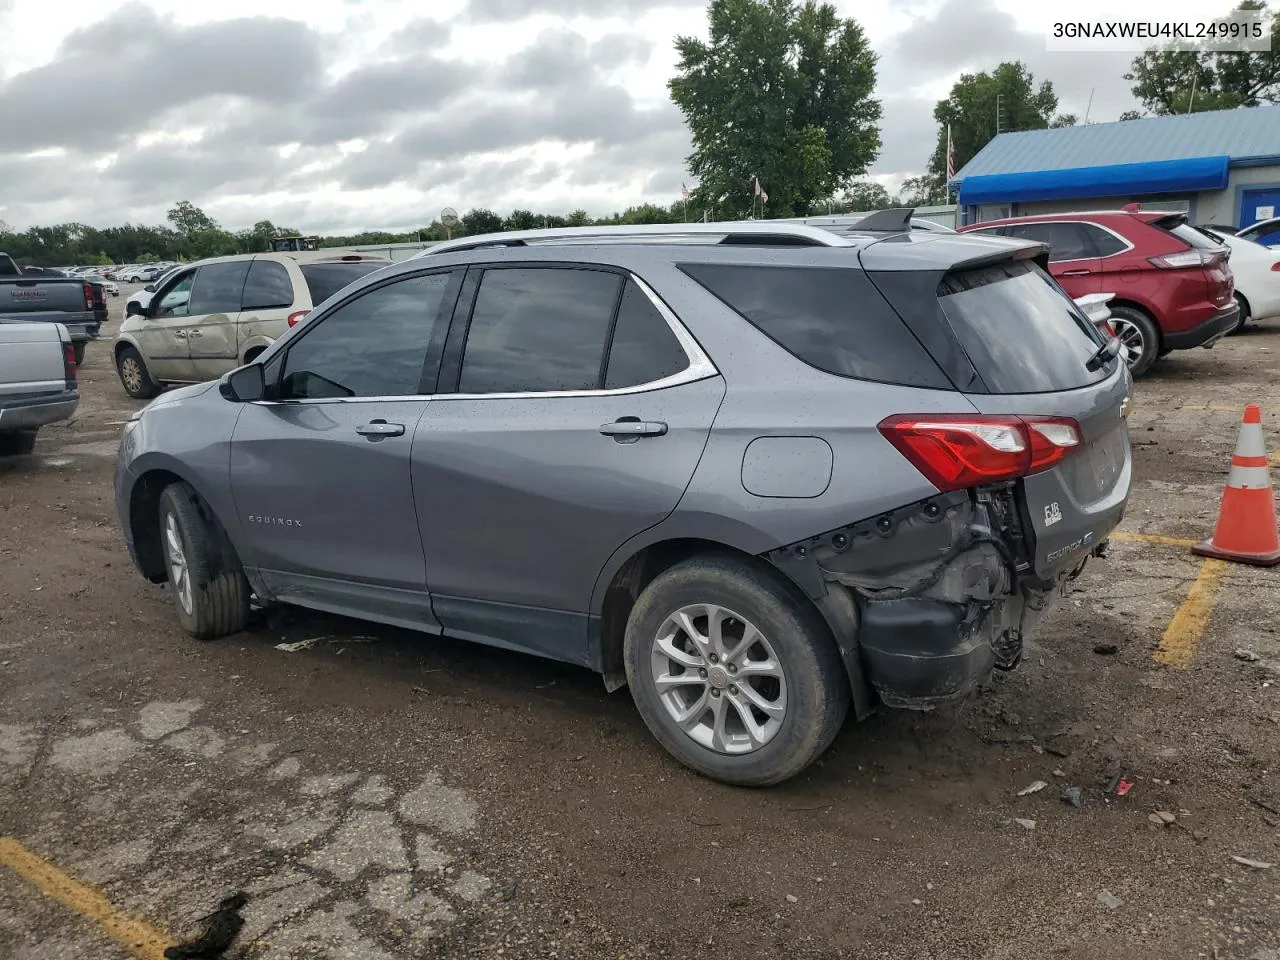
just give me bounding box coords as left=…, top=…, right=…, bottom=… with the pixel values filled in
left=0, top=0, right=1170, bottom=233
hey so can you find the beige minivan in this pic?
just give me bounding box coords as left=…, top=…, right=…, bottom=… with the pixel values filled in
left=113, top=250, right=391, bottom=399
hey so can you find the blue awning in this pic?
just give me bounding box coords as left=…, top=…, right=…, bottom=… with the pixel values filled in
left=957, top=155, right=1230, bottom=205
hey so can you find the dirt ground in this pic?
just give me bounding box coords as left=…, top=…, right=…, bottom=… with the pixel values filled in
left=2, top=288, right=1279, bottom=960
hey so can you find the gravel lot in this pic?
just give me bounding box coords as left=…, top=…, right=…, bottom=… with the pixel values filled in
left=2, top=287, right=1278, bottom=960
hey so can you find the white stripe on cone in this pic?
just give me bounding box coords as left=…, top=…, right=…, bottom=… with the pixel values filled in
left=1227, top=463, right=1273, bottom=489
left=1237, top=421, right=1267, bottom=458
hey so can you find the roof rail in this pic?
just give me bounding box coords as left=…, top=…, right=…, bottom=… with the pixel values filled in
left=413, top=221, right=857, bottom=258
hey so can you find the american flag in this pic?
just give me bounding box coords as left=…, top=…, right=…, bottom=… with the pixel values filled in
left=946, top=124, right=956, bottom=184
left=754, top=177, right=768, bottom=203
left=681, top=183, right=690, bottom=199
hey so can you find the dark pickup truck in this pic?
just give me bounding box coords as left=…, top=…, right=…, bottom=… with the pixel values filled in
left=1, top=252, right=103, bottom=364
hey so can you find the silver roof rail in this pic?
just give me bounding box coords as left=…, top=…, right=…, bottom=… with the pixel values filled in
left=412, top=221, right=857, bottom=258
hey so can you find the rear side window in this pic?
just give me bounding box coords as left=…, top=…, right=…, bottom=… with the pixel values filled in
left=241, top=260, right=294, bottom=310
left=678, top=263, right=950, bottom=388
left=1006, top=222, right=1091, bottom=261
left=459, top=267, right=623, bottom=394
left=188, top=261, right=250, bottom=315
left=1082, top=223, right=1128, bottom=257
left=604, top=281, right=689, bottom=389
left=938, top=261, right=1109, bottom=394
left=299, top=262, right=388, bottom=307
left=1166, top=222, right=1223, bottom=250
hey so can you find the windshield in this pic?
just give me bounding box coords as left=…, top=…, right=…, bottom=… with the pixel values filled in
left=1168, top=223, right=1225, bottom=250
left=938, top=260, right=1111, bottom=394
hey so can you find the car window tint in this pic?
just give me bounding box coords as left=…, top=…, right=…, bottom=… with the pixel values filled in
left=938, top=260, right=1109, bottom=394
left=967, top=227, right=1007, bottom=238
left=187, top=261, right=250, bottom=315
left=280, top=272, right=454, bottom=399
left=299, top=262, right=388, bottom=307
left=241, top=260, right=293, bottom=310
left=603, top=281, right=689, bottom=389
left=154, top=273, right=195, bottom=318
left=459, top=267, right=623, bottom=394
left=678, top=263, right=950, bottom=388
left=1081, top=223, right=1127, bottom=257
left=1006, top=222, right=1091, bottom=261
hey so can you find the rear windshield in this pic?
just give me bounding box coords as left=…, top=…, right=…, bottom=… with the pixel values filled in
left=678, top=262, right=951, bottom=388
left=299, top=261, right=387, bottom=306
left=938, top=261, right=1111, bottom=394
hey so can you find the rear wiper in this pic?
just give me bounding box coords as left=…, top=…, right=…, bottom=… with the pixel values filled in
left=1086, top=336, right=1122, bottom=372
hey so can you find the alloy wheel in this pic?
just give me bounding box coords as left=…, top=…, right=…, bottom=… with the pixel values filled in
left=649, top=603, right=788, bottom=755
left=121, top=357, right=143, bottom=394
left=1109, top=316, right=1145, bottom=370
left=163, top=512, right=194, bottom=616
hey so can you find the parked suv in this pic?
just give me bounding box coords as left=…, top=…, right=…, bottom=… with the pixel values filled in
left=960, top=211, right=1237, bottom=377
left=114, top=251, right=391, bottom=398
left=114, top=221, right=1132, bottom=786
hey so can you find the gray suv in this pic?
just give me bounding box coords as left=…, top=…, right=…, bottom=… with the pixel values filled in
left=114, top=219, right=1133, bottom=786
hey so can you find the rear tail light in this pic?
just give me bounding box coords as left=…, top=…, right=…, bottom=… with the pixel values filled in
left=82, top=283, right=94, bottom=309
left=878, top=415, right=1082, bottom=492
left=286, top=310, right=309, bottom=327
left=1147, top=249, right=1224, bottom=269
left=63, top=342, right=77, bottom=387
left=1271, top=262, right=1280, bottom=272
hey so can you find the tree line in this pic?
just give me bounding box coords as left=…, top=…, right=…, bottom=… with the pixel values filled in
left=4, top=0, right=1278, bottom=262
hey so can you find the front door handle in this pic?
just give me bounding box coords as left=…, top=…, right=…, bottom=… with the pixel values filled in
left=187, top=329, right=203, bottom=338
left=1060, top=269, right=1092, bottom=277
left=599, top=419, right=668, bottom=438
left=355, top=419, right=405, bottom=440
left=173, top=330, right=187, bottom=339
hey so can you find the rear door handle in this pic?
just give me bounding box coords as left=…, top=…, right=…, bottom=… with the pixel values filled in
left=599, top=419, right=667, bottom=438
left=1060, top=269, right=1092, bottom=276
left=187, top=330, right=203, bottom=338
left=173, top=330, right=187, bottom=339
left=355, top=419, right=405, bottom=439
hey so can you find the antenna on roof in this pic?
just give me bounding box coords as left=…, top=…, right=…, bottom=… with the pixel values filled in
left=853, top=208, right=916, bottom=233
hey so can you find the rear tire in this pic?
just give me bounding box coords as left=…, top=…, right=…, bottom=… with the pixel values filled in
left=0, top=430, right=38, bottom=456
left=117, top=345, right=160, bottom=400
left=157, top=482, right=250, bottom=640
left=1108, top=305, right=1160, bottom=377
left=1232, top=293, right=1250, bottom=334
left=623, top=554, right=850, bottom=786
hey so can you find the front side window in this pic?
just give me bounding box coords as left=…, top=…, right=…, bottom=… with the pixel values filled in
left=188, top=261, right=251, bottom=315
left=280, top=272, right=455, bottom=400
left=154, top=273, right=195, bottom=318
left=459, top=267, right=623, bottom=394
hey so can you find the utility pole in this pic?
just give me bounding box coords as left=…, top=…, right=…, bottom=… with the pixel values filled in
left=996, top=94, right=1004, bottom=135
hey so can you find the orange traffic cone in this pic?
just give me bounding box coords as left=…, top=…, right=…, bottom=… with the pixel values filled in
left=1193, top=403, right=1280, bottom=566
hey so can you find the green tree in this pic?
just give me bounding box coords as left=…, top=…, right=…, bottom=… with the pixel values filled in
left=897, top=174, right=948, bottom=207
left=1119, top=109, right=1145, bottom=121
left=928, top=61, right=1060, bottom=189
left=1126, top=1, right=1278, bottom=114
left=669, top=0, right=882, bottom=218
left=461, top=208, right=504, bottom=235
left=166, top=201, right=219, bottom=235
left=841, top=179, right=893, bottom=211
left=565, top=209, right=592, bottom=227
left=503, top=209, right=540, bottom=231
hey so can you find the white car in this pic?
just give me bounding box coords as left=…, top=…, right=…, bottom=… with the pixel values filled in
left=1195, top=225, right=1280, bottom=330
left=1235, top=217, right=1280, bottom=248
left=123, top=265, right=183, bottom=317
left=81, top=273, right=119, bottom=296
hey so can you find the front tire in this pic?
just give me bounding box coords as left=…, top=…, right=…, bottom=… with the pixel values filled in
left=117, top=345, right=160, bottom=400
left=624, top=555, right=850, bottom=786
left=158, top=482, right=250, bottom=640
left=1108, top=305, right=1161, bottom=377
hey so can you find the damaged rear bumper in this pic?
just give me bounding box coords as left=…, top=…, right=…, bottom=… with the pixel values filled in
left=769, top=488, right=1109, bottom=711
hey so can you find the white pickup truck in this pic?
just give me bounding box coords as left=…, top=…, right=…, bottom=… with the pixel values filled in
left=0, top=320, right=79, bottom=455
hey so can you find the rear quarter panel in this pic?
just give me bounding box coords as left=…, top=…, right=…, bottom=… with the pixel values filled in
left=0, top=321, right=66, bottom=395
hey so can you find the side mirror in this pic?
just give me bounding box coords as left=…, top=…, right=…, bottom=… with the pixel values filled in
left=125, top=300, right=146, bottom=317
left=219, top=363, right=265, bottom=403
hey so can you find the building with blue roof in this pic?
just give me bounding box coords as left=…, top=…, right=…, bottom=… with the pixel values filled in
left=949, top=105, right=1280, bottom=229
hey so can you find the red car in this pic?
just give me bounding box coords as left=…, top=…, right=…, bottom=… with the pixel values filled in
left=959, top=210, right=1237, bottom=377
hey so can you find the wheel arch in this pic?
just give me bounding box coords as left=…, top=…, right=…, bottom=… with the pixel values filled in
left=1107, top=298, right=1163, bottom=344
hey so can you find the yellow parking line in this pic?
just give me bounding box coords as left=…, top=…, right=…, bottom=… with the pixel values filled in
left=1111, top=531, right=1198, bottom=548
left=1154, top=558, right=1229, bottom=669
left=0, top=836, right=174, bottom=960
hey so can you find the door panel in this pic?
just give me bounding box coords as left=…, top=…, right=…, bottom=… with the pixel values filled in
left=230, top=399, right=436, bottom=628
left=188, top=313, right=241, bottom=380
left=413, top=376, right=725, bottom=661
left=138, top=271, right=197, bottom=381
